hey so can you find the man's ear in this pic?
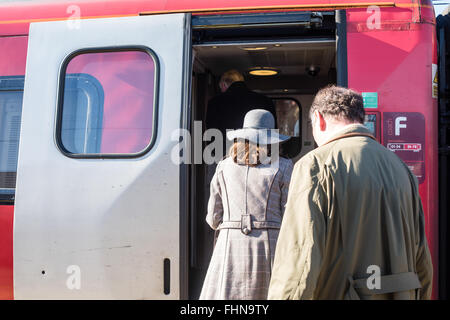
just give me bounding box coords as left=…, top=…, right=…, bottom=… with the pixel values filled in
left=219, top=82, right=228, bottom=93
left=315, top=111, right=327, bottom=131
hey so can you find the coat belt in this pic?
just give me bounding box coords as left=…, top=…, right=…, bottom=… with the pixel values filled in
left=347, top=272, right=421, bottom=298
left=218, top=220, right=281, bottom=230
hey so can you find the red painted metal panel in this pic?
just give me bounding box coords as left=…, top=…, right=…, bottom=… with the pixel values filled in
left=347, top=7, right=439, bottom=298
left=0, top=0, right=414, bottom=36
left=0, top=205, right=14, bottom=300
left=0, top=36, right=27, bottom=76
left=0, top=36, right=27, bottom=301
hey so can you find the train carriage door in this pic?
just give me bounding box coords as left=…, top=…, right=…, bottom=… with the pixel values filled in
left=14, top=13, right=191, bottom=299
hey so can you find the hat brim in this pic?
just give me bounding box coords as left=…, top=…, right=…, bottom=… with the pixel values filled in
left=226, top=128, right=290, bottom=145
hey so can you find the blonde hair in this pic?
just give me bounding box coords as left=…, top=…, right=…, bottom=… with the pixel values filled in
left=229, top=140, right=270, bottom=166
left=220, top=70, right=244, bottom=88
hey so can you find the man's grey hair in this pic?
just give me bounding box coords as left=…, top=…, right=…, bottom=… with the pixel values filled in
left=310, top=85, right=365, bottom=124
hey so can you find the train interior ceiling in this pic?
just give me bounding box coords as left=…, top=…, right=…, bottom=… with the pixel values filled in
left=189, top=36, right=337, bottom=298
left=193, top=40, right=337, bottom=160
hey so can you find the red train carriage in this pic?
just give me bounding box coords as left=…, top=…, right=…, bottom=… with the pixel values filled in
left=0, top=0, right=447, bottom=299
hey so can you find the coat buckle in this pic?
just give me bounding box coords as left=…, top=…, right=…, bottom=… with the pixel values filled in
left=241, top=214, right=252, bottom=235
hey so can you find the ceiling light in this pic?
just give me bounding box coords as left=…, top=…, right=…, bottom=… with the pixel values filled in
left=249, top=68, right=279, bottom=76
left=306, top=65, right=320, bottom=77
left=274, top=44, right=281, bottom=47
left=241, top=47, right=268, bottom=51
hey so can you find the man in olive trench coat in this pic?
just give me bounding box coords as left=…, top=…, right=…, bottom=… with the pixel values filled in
left=268, top=86, right=433, bottom=300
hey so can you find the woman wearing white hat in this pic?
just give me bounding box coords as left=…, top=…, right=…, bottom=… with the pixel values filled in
left=200, top=109, right=294, bottom=300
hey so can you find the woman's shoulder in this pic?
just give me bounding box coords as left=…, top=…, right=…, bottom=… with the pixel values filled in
left=278, top=156, right=294, bottom=172
left=215, top=156, right=233, bottom=170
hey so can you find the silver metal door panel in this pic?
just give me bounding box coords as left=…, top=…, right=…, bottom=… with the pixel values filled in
left=14, top=14, right=186, bottom=299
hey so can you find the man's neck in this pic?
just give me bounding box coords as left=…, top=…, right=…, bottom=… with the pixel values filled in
left=319, top=122, right=364, bottom=146
left=329, top=122, right=359, bottom=133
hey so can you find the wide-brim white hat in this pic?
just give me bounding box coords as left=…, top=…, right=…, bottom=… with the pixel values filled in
left=226, top=109, right=290, bottom=145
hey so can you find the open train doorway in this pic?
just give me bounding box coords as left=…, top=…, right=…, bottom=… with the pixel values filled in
left=187, top=11, right=342, bottom=298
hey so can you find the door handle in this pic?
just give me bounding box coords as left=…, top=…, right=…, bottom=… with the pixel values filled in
left=164, top=258, right=170, bottom=295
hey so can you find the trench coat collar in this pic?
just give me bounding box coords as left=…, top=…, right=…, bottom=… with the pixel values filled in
left=322, top=123, right=376, bottom=146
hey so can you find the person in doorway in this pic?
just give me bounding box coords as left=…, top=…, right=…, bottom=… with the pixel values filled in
left=200, top=109, right=293, bottom=300
left=206, top=69, right=277, bottom=143
left=268, top=85, right=433, bottom=300
left=201, top=70, right=278, bottom=295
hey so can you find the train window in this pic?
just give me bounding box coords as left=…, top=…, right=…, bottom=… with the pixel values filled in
left=58, top=48, right=158, bottom=157
left=273, top=98, right=302, bottom=159
left=0, top=76, right=24, bottom=201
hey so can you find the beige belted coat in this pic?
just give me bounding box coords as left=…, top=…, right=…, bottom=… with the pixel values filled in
left=268, top=124, right=433, bottom=300
left=200, top=156, right=293, bottom=300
